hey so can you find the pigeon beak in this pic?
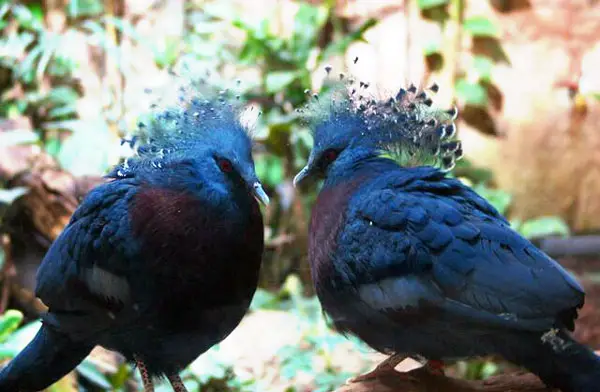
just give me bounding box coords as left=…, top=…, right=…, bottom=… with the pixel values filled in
left=293, top=166, right=311, bottom=188
left=251, top=182, right=270, bottom=206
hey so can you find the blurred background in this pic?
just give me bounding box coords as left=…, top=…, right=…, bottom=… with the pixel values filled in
left=1, top=0, right=600, bottom=391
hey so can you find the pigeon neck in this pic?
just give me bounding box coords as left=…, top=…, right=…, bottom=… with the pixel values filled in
left=324, top=154, right=398, bottom=189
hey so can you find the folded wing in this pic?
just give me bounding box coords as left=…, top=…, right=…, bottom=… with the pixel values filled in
left=341, top=170, right=584, bottom=332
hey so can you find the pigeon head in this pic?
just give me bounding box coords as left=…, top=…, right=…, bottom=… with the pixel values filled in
left=293, top=81, right=461, bottom=187
left=109, top=83, right=269, bottom=207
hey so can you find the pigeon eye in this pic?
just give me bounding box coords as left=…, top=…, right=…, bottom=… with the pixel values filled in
left=217, top=158, right=233, bottom=173
left=323, top=149, right=338, bottom=163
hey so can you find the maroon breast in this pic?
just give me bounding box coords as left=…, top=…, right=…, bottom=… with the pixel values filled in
left=309, top=177, right=366, bottom=283
left=127, top=185, right=263, bottom=336
left=130, top=187, right=213, bottom=268
left=129, top=187, right=263, bottom=284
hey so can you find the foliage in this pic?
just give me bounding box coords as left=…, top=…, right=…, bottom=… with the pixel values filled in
left=418, top=0, right=505, bottom=111
left=418, top=0, right=449, bottom=9
left=473, top=183, right=512, bottom=215
left=0, top=1, right=148, bottom=176
left=222, top=0, right=376, bottom=185
left=249, top=276, right=372, bottom=392
left=455, top=79, right=488, bottom=107
left=513, top=216, right=570, bottom=240
left=462, top=16, right=500, bottom=38
left=454, top=358, right=501, bottom=380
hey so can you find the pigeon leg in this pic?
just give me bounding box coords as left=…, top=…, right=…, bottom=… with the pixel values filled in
left=168, top=373, right=189, bottom=392
left=347, top=353, right=416, bottom=383
left=134, top=356, right=154, bottom=392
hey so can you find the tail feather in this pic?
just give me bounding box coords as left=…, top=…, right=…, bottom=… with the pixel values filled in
left=501, top=330, right=600, bottom=392
left=0, top=325, right=93, bottom=392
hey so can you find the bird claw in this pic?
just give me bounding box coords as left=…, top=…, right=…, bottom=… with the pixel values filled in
left=346, top=354, right=416, bottom=384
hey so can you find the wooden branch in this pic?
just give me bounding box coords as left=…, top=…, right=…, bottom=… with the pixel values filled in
left=0, top=147, right=104, bottom=315
left=335, top=365, right=555, bottom=392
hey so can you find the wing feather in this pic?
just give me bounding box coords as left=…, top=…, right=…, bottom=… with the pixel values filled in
left=342, top=171, right=584, bottom=331
left=35, top=180, right=139, bottom=339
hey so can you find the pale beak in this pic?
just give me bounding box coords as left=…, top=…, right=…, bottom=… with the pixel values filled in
left=251, top=182, right=270, bottom=206
left=293, top=166, right=310, bottom=188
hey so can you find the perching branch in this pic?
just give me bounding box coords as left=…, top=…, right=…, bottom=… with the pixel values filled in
left=334, top=365, right=556, bottom=392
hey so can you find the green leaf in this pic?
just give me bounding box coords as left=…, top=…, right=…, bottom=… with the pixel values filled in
left=463, top=16, right=500, bottom=37
left=423, top=39, right=441, bottom=56
left=463, top=359, right=489, bottom=380
left=231, top=18, right=258, bottom=35
left=454, top=159, right=494, bottom=183
left=0, top=319, right=41, bottom=358
left=294, top=3, right=329, bottom=33
left=417, top=0, right=449, bottom=9
left=154, top=36, right=181, bottom=69
left=48, top=105, right=77, bottom=118
left=54, top=119, right=115, bottom=176
left=480, top=361, right=500, bottom=378
left=18, top=44, right=43, bottom=82
left=291, top=3, right=329, bottom=61
left=67, top=0, right=104, bottom=18
left=68, top=0, right=78, bottom=17
left=280, top=274, right=304, bottom=300
left=0, top=3, right=9, bottom=20
left=472, top=55, right=494, bottom=81
left=519, top=216, right=570, bottom=239
left=47, top=86, right=79, bottom=105
left=0, top=31, right=35, bottom=63
left=455, top=79, right=488, bottom=107
left=26, top=3, right=44, bottom=26
left=254, top=154, right=284, bottom=187
left=105, top=16, right=146, bottom=45
left=265, top=71, right=298, bottom=94
left=12, top=4, right=41, bottom=31
left=473, top=184, right=512, bottom=215
left=249, top=288, right=279, bottom=311
left=36, top=33, right=59, bottom=80
left=44, top=137, right=62, bottom=158
left=233, top=18, right=277, bottom=64
left=319, top=18, right=377, bottom=63
left=0, top=310, right=24, bottom=343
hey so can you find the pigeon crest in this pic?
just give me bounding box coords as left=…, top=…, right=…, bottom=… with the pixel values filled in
left=109, top=73, right=257, bottom=178
left=300, top=71, right=462, bottom=172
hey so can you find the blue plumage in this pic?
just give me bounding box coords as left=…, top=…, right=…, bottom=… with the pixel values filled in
left=296, top=82, right=600, bottom=392
left=0, top=84, right=268, bottom=392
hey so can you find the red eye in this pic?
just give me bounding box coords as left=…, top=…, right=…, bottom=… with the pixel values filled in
left=323, top=149, right=338, bottom=162
left=218, top=158, right=233, bottom=173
